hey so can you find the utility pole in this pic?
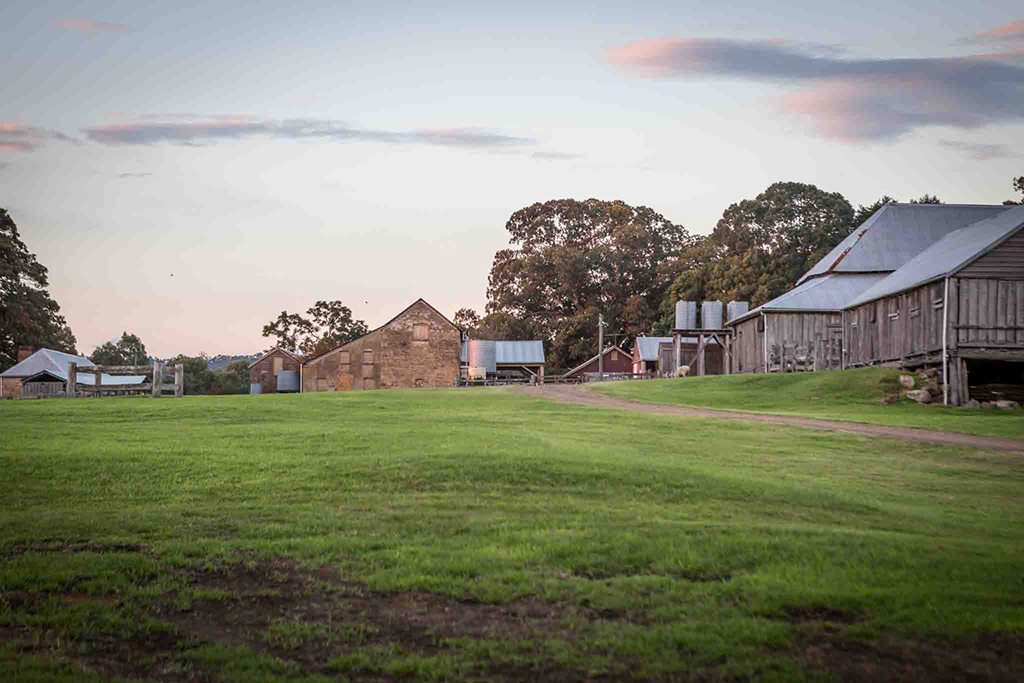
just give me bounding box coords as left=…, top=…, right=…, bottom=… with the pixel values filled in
left=598, top=313, right=607, bottom=381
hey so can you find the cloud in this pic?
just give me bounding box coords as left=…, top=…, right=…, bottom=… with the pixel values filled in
left=56, top=19, right=134, bottom=33
left=0, top=122, right=78, bottom=153
left=532, top=151, right=582, bottom=161
left=608, top=36, right=1024, bottom=142
left=938, top=140, right=1015, bottom=160
left=117, top=172, right=153, bottom=179
left=82, top=117, right=534, bottom=150
left=967, top=20, right=1024, bottom=43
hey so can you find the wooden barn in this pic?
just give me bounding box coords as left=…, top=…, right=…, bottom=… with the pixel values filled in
left=632, top=336, right=722, bottom=376
left=563, top=345, right=632, bottom=380
left=248, top=347, right=302, bottom=394
left=301, top=298, right=461, bottom=392
left=843, top=205, right=1024, bottom=405
left=0, top=348, right=147, bottom=398
left=727, top=203, right=1012, bottom=373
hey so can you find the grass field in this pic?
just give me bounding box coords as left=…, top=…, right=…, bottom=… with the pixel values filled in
left=2, top=389, right=1023, bottom=682
left=592, top=368, right=1024, bottom=439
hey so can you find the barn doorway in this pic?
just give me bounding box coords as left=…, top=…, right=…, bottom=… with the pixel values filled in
left=965, top=359, right=1024, bottom=403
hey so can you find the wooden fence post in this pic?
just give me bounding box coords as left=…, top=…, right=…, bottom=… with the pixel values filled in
left=68, top=362, right=77, bottom=398
left=152, top=360, right=162, bottom=398
left=175, top=364, right=184, bottom=398
left=93, top=368, right=102, bottom=397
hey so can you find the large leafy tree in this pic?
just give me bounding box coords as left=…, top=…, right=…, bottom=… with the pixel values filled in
left=665, top=182, right=855, bottom=311
left=0, top=208, right=77, bottom=371
left=90, top=332, right=148, bottom=365
left=486, top=198, right=695, bottom=368
left=262, top=300, right=368, bottom=356
left=1005, top=176, right=1024, bottom=205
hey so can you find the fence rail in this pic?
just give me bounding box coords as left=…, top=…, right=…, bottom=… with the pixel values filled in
left=67, top=361, right=184, bottom=398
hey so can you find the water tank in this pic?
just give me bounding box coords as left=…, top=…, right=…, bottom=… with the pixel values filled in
left=726, top=301, right=749, bottom=323
left=467, top=340, right=497, bottom=374
left=702, top=301, right=723, bottom=329
left=276, top=370, right=300, bottom=393
left=674, top=301, right=697, bottom=330
left=250, top=383, right=263, bottom=395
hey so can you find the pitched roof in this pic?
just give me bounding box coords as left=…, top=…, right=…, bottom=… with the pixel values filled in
left=798, top=204, right=1011, bottom=285
left=495, top=341, right=545, bottom=365
left=727, top=273, right=888, bottom=325
left=1, top=348, right=95, bottom=378
left=563, top=345, right=630, bottom=377
left=847, top=204, right=1024, bottom=308
left=22, top=369, right=147, bottom=386
left=248, top=346, right=302, bottom=369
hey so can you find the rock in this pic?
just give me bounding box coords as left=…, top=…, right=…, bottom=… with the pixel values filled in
left=923, top=380, right=942, bottom=397
left=899, top=375, right=916, bottom=389
left=880, top=393, right=900, bottom=405
left=995, top=400, right=1021, bottom=411
left=918, top=367, right=939, bottom=379
left=981, top=401, right=994, bottom=410
left=905, top=389, right=932, bottom=404
left=963, top=399, right=981, bottom=409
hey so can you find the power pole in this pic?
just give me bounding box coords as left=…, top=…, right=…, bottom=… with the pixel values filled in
left=598, top=313, right=606, bottom=381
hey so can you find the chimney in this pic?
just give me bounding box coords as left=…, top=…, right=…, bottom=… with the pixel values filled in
left=17, top=346, right=34, bottom=362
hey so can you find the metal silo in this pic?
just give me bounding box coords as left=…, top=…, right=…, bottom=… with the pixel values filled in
left=467, top=340, right=497, bottom=375
left=675, top=301, right=697, bottom=329
left=276, top=371, right=300, bottom=393
left=701, top=301, right=723, bottom=329
left=726, top=301, right=749, bottom=323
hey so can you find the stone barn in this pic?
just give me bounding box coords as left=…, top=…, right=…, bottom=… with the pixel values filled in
left=301, top=298, right=461, bottom=392
left=249, top=347, right=303, bottom=394
left=843, top=205, right=1024, bottom=405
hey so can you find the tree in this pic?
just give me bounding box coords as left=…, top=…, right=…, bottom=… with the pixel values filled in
left=90, top=332, right=148, bottom=366
left=0, top=208, right=77, bottom=371
left=910, top=194, right=943, bottom=204
left=485, top=198, right=695, bottom=368
left=853, top=195, right=898, bottom=227
left=452, top=308, right=481, bottom=336
left=168, top=354, right=216, bottom=395
left=211, top=359, right=251, bottom=395
left=261, top=300, right=368, bottom=356
left=1004, top=176, right=1024, bottom=205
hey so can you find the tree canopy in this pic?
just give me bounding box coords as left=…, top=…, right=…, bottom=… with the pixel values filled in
left=485, top=198, right=695, bottom=368
left=1005, top=176, right=1024, bottom=205
left=261, top=300, right=369, bottom=356
left=90, top=332, right=148, bottom=366
left=0, top=208, right=77, bottom=371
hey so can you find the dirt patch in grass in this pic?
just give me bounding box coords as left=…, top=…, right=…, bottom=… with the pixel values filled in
left=779, top=605, right=863, bottom=624
left=1, top=539, right=145, bottom=558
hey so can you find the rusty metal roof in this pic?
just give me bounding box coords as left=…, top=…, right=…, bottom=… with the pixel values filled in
left=847, top=205, right=1024, bottom=308
left=797, top=204, right=1011, bottom=285
left=728, top=273, right=888, bottom=325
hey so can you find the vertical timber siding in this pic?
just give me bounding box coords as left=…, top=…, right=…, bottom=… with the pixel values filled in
left=953, top=277, right=1024, bottom=348
left=957, top=231, right=1024, bottom=280
left=731, top=317, right=763, bottom=373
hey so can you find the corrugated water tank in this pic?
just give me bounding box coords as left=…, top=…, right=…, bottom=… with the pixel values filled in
left=702, top=301, right=723, bottom=329
left=726, top=301, right=749, bottom=323
left=250, top=383, right=263, bottom=395
left=674, top=301, right=697, bottom=329
left=276, top=370, right=300, bottom=393
left=467, top=340, right=497, bottom=374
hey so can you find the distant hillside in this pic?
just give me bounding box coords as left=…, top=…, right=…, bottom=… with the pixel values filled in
left=206, top=354, right=260, bottom=370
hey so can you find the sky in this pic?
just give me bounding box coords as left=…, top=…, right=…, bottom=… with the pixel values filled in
left=2, top=1, right=1022, bottom=357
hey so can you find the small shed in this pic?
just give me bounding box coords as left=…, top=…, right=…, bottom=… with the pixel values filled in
left=249, top=347, right=303, bottom=395
left=563, top=345, right=632, bottom=380
left=632, top=336, right=720, bottom=376
left=0, top=348, right=147, bottom=398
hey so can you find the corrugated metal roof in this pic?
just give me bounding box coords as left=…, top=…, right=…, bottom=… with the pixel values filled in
left=495, top=340, right=545, bottom=365
left=2, top=348, right=146, bottom=385
left=728, top=273, right=888, bottom=324
left=847, top=205, right=1024, bottom=308
left=633, top=335, right=717, bottom=361
left=798, top=204, right=1011, bottom=285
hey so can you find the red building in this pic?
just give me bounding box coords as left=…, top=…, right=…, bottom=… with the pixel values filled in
left=562, top=345, right=633, bottom=380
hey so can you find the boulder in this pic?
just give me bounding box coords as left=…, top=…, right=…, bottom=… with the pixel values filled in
left=995, top=400, right=1021, bottom=411
left=905, top=389, right=932, bottom=404
left=923, top=380, right=942, bottom=397
left=918, top=367, right=939, bottom=379
left=981, top=401, right=994, bottom=410
left=963, top=399, right=981, bottom=409
left=899, top=375, right=916, bottom=389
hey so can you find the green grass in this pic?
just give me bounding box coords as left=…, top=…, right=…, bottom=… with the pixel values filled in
left=1, top=389, right=1023, bottom=681
left=591, top=367, right=1024, bottom=439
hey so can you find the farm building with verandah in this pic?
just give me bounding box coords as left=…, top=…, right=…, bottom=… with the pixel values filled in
left=249, top=347, right=303, bottom=394
left=301, top=298, right=462, bottom=392
left=0, top=348, right=147, bottom=398
left=562, top=344, right=632, bottom=380
left=727, top=203, right=1013, bottom=373
left=842, top=204, right=1024, bottom=405
left=631, top=336, right=722, bottom=376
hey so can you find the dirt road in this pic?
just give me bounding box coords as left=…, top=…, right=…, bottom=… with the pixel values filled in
left=521, top=384, right=1024, bottom=454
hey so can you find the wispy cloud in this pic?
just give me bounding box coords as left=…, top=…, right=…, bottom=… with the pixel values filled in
left=0, top=122, right=78, bottom=153
left=967, top=19, right=1024, bottom=43
left=938, top=140, right=1015, bottom=160
left=56, top=19, right=134, bottom=33
left=532, top=151, right=582, bottom=161
left=82, top=117, right=534, bottom=150
left=608, top=35, right=1024, bottom=142
left=117, top=172, right=153, bottom=179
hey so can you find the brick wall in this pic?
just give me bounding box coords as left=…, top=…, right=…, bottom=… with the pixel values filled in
left=1, top=377, right=23, bottom=398
left=249, top=349, right=302, bottom=394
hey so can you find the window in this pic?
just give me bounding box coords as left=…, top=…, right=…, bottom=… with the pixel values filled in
left=413, top=323, right=429, bottom=341
left=339, top=351, right=350, bottom=364
left=611, top=351, right=618, bottom=361
left=363, top=349, right=374, bottom=364
left=273, top=357, right=283, bottom=374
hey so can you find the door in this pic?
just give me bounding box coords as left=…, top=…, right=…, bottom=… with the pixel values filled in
left=827, top=327, right=843, bottom=370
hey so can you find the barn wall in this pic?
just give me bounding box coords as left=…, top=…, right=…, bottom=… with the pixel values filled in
left=764, top=312, right=841, bottom=369
left=566, top=348, right=633, bottom=377
left=0, top=377, right=23, bottom=398
left=250, top=349, right=302, bottom=394
left=302, top=300, right=460, bottom=392
left=954, top=277, right=1024, bottom=348
left=657, top=341, right=725, bottom=375
left=958, top=231, right=1024, bottom=280
left=731, top=316, right=763, bottom=373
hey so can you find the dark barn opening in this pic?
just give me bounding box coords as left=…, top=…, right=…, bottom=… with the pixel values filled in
left=966, top=359, right=1024, bottom=403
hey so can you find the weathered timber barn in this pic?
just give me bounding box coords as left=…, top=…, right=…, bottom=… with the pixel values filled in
left=563, top=345, right=632, bottom=380
left=249, top=347, right=302, bottom=394
left=727, top=203, right=1012, bottom=373
left=301, top=299, right=461, bottom=392
left=0, top=348, right=146, bottom=398
left=843, top=205, right=1024, bottom=405
left=632, top=336, right=722, bottom=376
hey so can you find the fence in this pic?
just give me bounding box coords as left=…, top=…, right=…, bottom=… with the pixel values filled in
left=67, top=361, right=184, bottom=398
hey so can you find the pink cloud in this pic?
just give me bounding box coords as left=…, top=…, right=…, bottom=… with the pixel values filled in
left=971, top=20, right=1024, bottom=43
left=0, top=122, right=79, bottom=153
left=55, top=19, right=134, bottom=33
